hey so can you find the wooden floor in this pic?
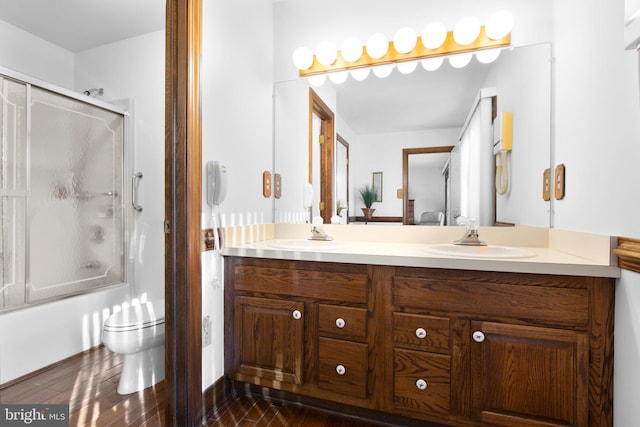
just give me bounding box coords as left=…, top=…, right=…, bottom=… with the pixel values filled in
left=0, top=346, right=385, bottom=426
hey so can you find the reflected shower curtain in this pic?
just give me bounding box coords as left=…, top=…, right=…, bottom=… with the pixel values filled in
left=0, top=75, right=125, bottom=310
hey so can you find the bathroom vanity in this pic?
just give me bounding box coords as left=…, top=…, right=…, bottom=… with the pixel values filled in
left=223, top=225, right=616, bottom=427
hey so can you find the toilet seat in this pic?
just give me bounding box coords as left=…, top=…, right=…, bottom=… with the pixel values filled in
left=104, top=300, right=165, bottom=332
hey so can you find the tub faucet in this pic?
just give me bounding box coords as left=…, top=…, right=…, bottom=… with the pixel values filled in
left=454, top=217, right=486, bottom=246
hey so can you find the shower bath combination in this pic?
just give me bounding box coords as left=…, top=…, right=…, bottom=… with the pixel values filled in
left=0, top=67, right=126, bottom=311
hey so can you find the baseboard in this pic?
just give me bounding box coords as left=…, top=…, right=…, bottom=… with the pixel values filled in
left=203, top=376, right=234, bottom=419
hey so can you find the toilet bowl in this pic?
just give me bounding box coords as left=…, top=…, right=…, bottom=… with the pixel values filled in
left=102, top=299, right=165, bottom=395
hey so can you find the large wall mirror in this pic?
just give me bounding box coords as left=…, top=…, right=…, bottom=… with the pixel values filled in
left=274, top=42, right=551, bottom=227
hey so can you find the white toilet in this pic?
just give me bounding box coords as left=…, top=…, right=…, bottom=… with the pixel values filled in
left=102, top=299, right=165, bottom=395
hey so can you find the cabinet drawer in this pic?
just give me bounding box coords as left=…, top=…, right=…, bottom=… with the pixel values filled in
left=319, top=304, right=367, bottom=341
left=318, top=337, right=368, bottom=399
left=393, top=312, right=449, bottom=352
left=394, top=348, right=451, bottom=417
left=234, top=265, right=368, bottom=303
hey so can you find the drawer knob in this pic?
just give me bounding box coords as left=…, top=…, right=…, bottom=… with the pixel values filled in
left=415, top=379, right=428, bottom=390
left=415, top=327, right=427, bottom=339
left=292, top=310, right=302, bottom=320
left=472, top=331, right=485, bottom=343
left=336, top=364, right=346, bottom=375
left=335, top=318, right=346, bottom=329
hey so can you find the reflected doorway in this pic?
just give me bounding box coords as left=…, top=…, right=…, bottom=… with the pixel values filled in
left=402, top=146, right=454, bottom=225
left=335, top=135, right=349, bottom=223
left=309, top=89, right=334, bottom=224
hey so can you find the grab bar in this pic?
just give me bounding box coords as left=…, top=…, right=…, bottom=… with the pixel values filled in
left=132, top=172, right=143, bottom=212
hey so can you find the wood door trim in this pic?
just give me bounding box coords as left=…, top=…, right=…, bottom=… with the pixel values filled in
left=309, top=89, right=335, bottom=224
left=402, top=146, right=454, bottom=225
left=165, top=0, right=203, bottom=425
left=337, top=134, right=349, bottom=223
left=614, top=237, right=640, bottom=273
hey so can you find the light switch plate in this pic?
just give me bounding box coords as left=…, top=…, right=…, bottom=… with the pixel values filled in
left=274, top=173, right=282, bottom=199
left=554, top=164, right=565, bottom=200
left=263, top=171, right=272, bottom=197
left=542, top=168, right=551, bottom=201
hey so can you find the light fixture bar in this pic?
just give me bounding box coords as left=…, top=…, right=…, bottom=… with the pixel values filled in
left=299, top=27, right=510, bottom=77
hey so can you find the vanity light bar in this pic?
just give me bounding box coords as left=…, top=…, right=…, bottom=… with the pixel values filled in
left=297, top=27, right=511, bottom=77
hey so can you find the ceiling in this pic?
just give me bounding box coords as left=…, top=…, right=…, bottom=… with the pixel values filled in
left=334, top=59, right=491, bottom=135
left=0, top=0, right=164, bottom=53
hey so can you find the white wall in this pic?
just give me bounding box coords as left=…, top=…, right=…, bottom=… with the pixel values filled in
left=200, top=0, right=274, bottom=389
left=553, top=1, right=640, bottom=424
left=0, top=19, right=74, bottom=89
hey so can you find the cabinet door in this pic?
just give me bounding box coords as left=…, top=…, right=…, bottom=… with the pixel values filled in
left=470, top=321, right=588, bottom=427
left=234, top=296, right=305, bottom=385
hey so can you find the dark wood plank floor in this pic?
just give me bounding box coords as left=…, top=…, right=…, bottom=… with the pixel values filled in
left=0, top=346, right=386, bottom=426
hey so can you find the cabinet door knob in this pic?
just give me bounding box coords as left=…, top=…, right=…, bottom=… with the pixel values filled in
left=415, top=327, right=427, bottom=339
left=336, top=364, right=346, bottom=375
left=415, top=379, right=428, bottom=390
left=335, top=318, right=346, bottom=329
left=292, top=310, right=302, bottom=320
left=472, top=331, right=485, bottom=343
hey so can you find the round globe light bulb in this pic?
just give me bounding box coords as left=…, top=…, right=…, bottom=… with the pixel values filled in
left=421, top=57, right=444, bottom=71
left=453, top=16, right=481, bottom=46
left=366, top=33, right=389, bottom=59
left=350, top=68, right=370, bottom=81
left=372, top=64, right=394, bottom=78
left=341, top=37, right=363, bottom=63
left=449, top=53, right=473, bottom=68
left=308, top=75, right=326, bottom=87
left=315, top=41, right=337, bottom=66
left=393, top=27, right=417, bottom=54
left=292, top=46, right=314, bottom=70
left=397, top=61, right=418, bottom=75
left=328, top=71, right=348, bottom=84
left=485, top=10, right=514, bottom=40
left=476, top=49, right=501, bottom=64
left=421, top=22, right=447, bottom=49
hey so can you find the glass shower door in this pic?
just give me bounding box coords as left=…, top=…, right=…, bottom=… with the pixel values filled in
left=27, top=88, right=125, bottom=303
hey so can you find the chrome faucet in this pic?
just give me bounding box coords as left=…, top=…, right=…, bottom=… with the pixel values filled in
left=309, top=225, right=334, bottom=241
left=454, top=217, right=486, bottom=246
left=308, top=216, right=333, bottom=241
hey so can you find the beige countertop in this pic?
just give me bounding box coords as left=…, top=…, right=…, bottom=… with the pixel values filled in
left=221, top=224, right=620, bottom=278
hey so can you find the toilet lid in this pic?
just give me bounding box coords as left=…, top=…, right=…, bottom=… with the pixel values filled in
left=104, top=300, right=165, bottom=332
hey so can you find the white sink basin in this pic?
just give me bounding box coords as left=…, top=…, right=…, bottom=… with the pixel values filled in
left=423, top=244, right=536, bottom=259
left=264, top=239, right=348, bottom=251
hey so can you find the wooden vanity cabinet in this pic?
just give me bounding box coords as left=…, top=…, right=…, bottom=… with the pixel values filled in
left=225, top=257, right=373, bottom=407
left=225, top=258, right=614, bottom=427
left=391, top=267, right=614, bottom=427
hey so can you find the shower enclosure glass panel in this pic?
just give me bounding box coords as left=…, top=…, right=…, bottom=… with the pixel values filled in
left=0, top=72, right=126, bottom=310
left=0, top=77, right=27, bottom=310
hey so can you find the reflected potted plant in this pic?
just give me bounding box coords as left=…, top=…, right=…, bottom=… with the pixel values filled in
left=358, top=184, right=378, bottom=223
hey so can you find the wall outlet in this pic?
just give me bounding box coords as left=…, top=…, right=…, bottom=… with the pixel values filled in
left=203, top=315, right=212, bottom=347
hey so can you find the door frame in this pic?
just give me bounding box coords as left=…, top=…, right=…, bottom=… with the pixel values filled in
left=402, top=146, right=454, bottom=225
left=165, top=0, right=203, bottom=425
left=308, top=89, right=334, bottom=224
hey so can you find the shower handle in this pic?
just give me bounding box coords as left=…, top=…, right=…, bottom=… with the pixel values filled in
left=132, top=172, right=143, bottom=212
